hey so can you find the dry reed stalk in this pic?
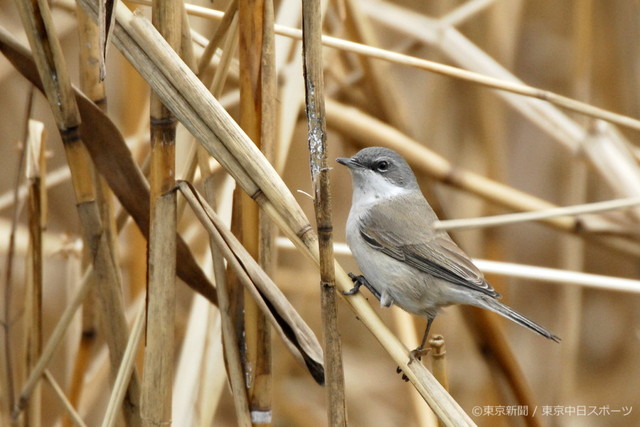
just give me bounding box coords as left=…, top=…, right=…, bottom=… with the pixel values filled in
left=272, top=0, right=305, bottom=172
left=256, top=67, right=276, bottom=427
left=430, top=335, right=450, bottom=427
left=102, top=303, right=146, bottom=427
left=1, top=88, right=31, bottom=427
left=43, top=370, right=87, bottom=427
left=325, top=99, right=640, bottom=256
left=429, top=336, right=449, bottom=393
left=237, top=0, right=274, bottom=421
left=0, top=165, right=70, bottom=213
left=172, top=291, right=220, bottom=425
left=582, top=123, right=640, bottom=222
left=12, top=267, right=93, bottom=419
left=202, top=180, right=252, bottom=427
left=301, top=0, right=347, bottom=424
left=140, top=0, right=180, bottom=424
left=557, top=0, right=591, bottom=404
left=196, top=0, right=237, bottom=77
left=392, top=310, right=438, bottom=427
left=193, top=311, right=226, bottom=425
left=435, top=197, right=640, bottom=232
left=11, top=0, right=143, bottom=424
left=24, top=119, right=46, bottom=427
left=472, top=260, right=640, bottom=293
left=71, top=2, right=475, bottom=422
left=341, top=0, right=408, bottom=131
left=63, top=10, right=111, bottom=425
left=178, top=3, right=195, bottom=70
left=439, top=0, right=497, bottom=27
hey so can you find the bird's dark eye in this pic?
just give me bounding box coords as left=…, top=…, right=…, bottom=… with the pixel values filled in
left=375, top=160, right=389, bottom=172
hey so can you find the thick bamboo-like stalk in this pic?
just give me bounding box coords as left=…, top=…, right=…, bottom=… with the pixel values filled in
left=72, top=2, right=476, bottom=422
left=25, top=119, right=46, bottom=427
left=301, top=0, right=346, bottom=425
left=12, top=0, right=142, bottom=425
left=64, top=9, right=112, bottom=425
left=141, top=0, right=180, bottom=424
left=237, top=0, right=273, bottom=422
left=255, top=3, right=277, bottom=420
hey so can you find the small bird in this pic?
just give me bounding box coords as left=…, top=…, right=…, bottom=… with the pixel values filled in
left=337, top=147, right=560, bottom=358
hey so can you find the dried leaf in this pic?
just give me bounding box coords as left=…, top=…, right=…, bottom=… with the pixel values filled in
left=178, top=181, right=325, bottom=385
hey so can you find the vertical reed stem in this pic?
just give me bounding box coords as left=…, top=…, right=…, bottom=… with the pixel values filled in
left=238, top=0, right=275, bottom=423
left=301, top=0, right=347, bottom=424
left=1, top=91, right=29, bottom=426
left=142, top=0, right=180, bottom=425
left=25, top=119, right=45, bottom=427
left=63, top=9, right=112, bottom=425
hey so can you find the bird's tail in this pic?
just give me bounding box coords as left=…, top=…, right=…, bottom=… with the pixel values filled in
left=477, top=296, right=561, bottom=342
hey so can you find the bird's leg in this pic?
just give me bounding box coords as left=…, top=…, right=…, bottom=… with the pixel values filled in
left=343, top=273, right=382, bottom=301
left=409, top=317, right=434, bottom=362
left=396, top=317, right=435, bottom=380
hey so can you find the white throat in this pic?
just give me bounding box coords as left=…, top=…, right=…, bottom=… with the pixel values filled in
left=350, top=170, right=411, bottom=207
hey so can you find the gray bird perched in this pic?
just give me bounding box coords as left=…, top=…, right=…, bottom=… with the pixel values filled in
left=337, top=146, right=560, bottom=359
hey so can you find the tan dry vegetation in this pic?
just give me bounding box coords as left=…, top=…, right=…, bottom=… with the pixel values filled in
left=1, top=0, right=640, bottom=426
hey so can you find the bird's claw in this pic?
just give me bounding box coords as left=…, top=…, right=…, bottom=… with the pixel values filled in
left=396, top=366, right=410, bottom=382
left=343, top=274, right=382, bottom=300
left=343, top=273, right=363, bottom=295
left=409, top=346, right=431, bottom=364
left=395, top=347, right=431, bottom=382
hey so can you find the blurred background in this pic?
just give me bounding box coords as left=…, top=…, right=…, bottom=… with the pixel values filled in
left=1, top=0, right=640, bottom=426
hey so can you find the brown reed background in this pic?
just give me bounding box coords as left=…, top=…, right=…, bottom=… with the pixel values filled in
left=1, top=0, right=640, bottom=426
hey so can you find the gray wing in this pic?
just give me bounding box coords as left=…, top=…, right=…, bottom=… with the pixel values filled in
left=359, top=195, right=500, bottom=298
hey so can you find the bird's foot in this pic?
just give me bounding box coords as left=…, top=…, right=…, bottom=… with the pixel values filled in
left=343, top=274, right=382, bottom=300
left=396, top=366, right=410, bottom=382
left=409, top=346, right=431, bottom=363
left=343, top=273, right=365, bottom=295
left=395, top=347, right=431, bottom=382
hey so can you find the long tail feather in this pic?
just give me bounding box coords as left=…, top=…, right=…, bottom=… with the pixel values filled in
left=478, top=296, right=561, bottom=342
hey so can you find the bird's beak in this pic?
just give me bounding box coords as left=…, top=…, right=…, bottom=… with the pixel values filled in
left=336, top=156, right=359, bottom=168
